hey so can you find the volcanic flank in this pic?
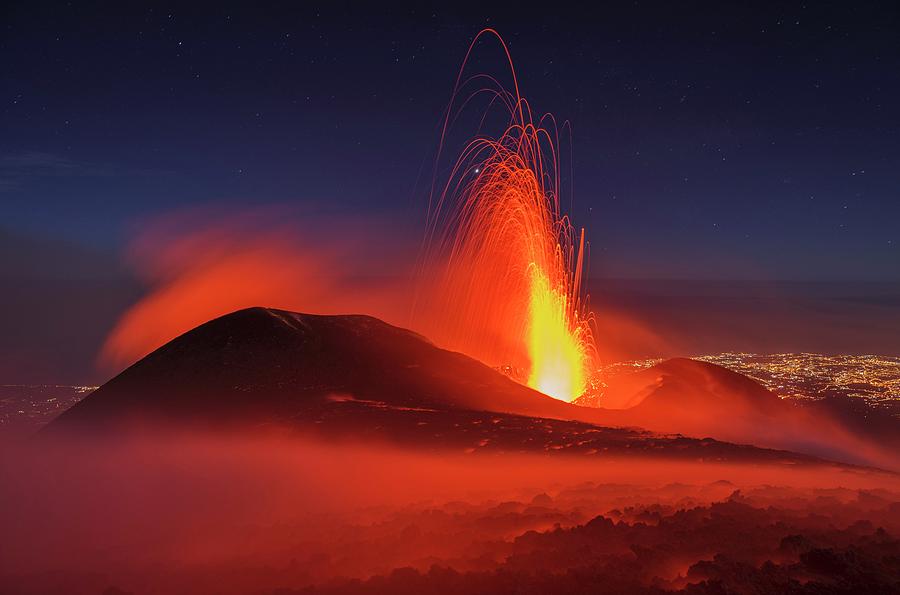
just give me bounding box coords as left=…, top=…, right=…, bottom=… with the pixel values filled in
left=574, top=358, right=799, bottom=444
left=574, top=358, right=899, bottom=469
left=45, top=307, right=851, bottom=466
left=55, top=307, right=587, bottom=425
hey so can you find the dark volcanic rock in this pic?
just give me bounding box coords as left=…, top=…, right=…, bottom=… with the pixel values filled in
left=52, top=307, right=587, bottom=429
left=47, top=307, right=836, bottom=466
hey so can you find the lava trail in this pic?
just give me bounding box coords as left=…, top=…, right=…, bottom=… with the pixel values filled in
left=418, top=29, right=595, bottom=402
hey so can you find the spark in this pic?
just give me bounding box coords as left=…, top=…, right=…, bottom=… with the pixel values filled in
left=418, top=30, right=595, bottom=402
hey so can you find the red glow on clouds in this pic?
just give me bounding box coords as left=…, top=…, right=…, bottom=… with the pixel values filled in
left=100, top=208, right=413, bottom=370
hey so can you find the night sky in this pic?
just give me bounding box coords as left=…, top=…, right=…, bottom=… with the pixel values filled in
left=3, top=2, right=900, bottom=382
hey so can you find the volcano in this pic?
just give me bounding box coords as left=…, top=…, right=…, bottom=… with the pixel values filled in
left=54, top=307, right=594, bottom=427
left=574, top=358, right=898, bottom=468
left=575, top=357, right=788, bottom=433
left=45, top=307, right=849, bottom=466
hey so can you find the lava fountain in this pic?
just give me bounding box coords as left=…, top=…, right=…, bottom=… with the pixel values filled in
left=418, top=30, right=595, bottom=402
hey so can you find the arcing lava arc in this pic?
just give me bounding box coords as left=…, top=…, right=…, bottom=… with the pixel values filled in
left=419, top=30, right=596, bottom=402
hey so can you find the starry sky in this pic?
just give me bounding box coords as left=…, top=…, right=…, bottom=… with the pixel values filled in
left=2, top=2, right=900, bottom=382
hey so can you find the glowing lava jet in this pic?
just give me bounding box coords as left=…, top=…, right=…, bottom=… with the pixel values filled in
left=419, top=30, right=595, bottom=402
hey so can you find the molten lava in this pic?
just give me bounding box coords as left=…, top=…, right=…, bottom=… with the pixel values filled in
left=418, top=30, right=595, bottom=401
left=527, top=262, right=589, bottom=400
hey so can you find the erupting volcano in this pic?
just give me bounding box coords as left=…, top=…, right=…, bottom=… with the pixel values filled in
left=419, top=30, right=595, bottom=402
left=5, top=12, right=899, bottom=595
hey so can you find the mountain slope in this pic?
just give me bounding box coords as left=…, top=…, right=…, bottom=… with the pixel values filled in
left=45, top=307, right=839, bottom=466
left=52, top=307, right=599, bottom=429
left=594, top=358, right=782, bottom=411
left=574, top=357, right=896, bottom=469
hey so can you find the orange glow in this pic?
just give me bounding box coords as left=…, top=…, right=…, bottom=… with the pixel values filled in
left=99, top=209, right=411, bottom=370
left=101, top=31, right=597, bottom=403
left=526, top=264, right=589, bottom=400
left=417, top=29, right=595, bottom=401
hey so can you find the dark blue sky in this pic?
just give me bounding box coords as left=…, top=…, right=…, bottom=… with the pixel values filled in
left=3, top=1, right=899, bottom=281
left=3, top=2, right=900, bottom=383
